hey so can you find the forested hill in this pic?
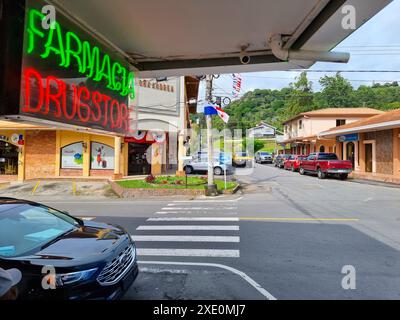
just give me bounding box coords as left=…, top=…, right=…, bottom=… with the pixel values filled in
left=206, top=73, right=400, bottom=132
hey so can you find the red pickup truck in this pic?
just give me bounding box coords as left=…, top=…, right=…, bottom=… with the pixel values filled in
left=299, top=153, right=353, bottom=180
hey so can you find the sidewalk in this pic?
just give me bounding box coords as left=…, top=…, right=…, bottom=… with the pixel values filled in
left=0, top=180, right=118, bottom=199
left=350, top=171, right=400, bottom=187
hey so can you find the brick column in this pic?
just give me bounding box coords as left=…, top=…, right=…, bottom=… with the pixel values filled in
left=393, top=128, right=400, bottom=176
left=358, top=133, right=366, bottom=172
left=176, top=131, right=186, bottom=177
left=55, top=131, right=61, bottom=177
left=17, top=131, right=26, bottom=182
left=335, top=141, right=342, bottom=159
left=151, top=143, right=163, bottom=176
left=112, top=136, right=123, bottom=180
left=82, top=134, right=90, bottom=177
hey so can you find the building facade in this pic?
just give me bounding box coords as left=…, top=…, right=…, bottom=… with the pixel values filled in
left=248, top=122, right=280, bottom=139
left=282, top=108, right=384, bottom=155
left=0, top=77, right=198, bottom=182
left=319, top=109, right=400, bottom=183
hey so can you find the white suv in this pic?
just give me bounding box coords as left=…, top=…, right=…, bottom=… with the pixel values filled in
left=255, top=151, right=273, bottom=164
left=183, top=156, right=232, bottom=175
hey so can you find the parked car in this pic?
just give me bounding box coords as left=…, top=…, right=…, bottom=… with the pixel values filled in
left=255, top=151, right=273, bottom=164
left=0, top=198, right=138, bottom=300
left=284, top=155, right=308, bottom=172
left=274, top=154, right=292, bottom=168
left=232, top=152, right=252, bottom=167
left=299, top=153, right=353, bottom=180
left=183, top=157, right=232, bottom=175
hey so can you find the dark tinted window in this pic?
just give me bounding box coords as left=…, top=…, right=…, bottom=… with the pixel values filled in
left=318, top=153, right=338, bottom=160
left=336, top=119, right=346, bottom=127
left=0, top=203, right=78, bottom=257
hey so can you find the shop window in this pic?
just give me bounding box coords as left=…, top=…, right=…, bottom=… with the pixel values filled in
left=336, top=119, right=346, bottom=127
left=61, top=142, right=83, bottom=169
left=0, top=141, right=19, bottom=175
left=91, top=142, right=115, bottom=170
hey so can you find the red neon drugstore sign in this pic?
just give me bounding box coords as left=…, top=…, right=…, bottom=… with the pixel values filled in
left=12, top=1, right=136, bottom=134
left=22, top=68, right=133, bottom=133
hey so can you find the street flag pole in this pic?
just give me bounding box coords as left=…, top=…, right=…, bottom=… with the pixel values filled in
left=206, top=113, right=215, bottom=189
left=224, top=124, right=227, bottom=190
left=203, top=75, right=230, bottom=196
left=205, top=75, right=217, bottom=196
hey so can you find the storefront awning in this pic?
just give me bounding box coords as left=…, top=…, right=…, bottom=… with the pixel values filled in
left=51, top=0, right=391, bottom=77
left=320, top=109, right=400, bottom=138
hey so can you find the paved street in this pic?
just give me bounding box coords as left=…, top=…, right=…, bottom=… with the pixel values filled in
left=17, top=164, right=400, bottom=300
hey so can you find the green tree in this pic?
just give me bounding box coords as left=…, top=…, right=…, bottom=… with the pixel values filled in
left=285, top=72, right=315, bottom=117
left=242, top=139, right=265, bottom=153
left=319, top=73, right=355, bottom=107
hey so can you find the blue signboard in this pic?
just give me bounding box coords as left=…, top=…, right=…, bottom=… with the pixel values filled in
left=219, top=152, right=232, bottom=165
left=337, top=133, right=359, bottom=142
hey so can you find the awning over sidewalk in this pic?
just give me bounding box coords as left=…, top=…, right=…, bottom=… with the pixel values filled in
left=281, top=135, right=318, bottom=144
left=52, top=0, right=391, bottom=77
left=319, top=109, right=400, bottom=138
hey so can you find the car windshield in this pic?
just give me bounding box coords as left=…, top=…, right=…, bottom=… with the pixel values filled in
left=260, top=152, right=270, bottom=156
left=318, top=153, right=338, bottom=160
left=0, top=203, right=78, bottom=258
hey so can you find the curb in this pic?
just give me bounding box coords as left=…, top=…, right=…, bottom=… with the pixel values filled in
left=108, top=180, right=241, bottom=198
left=108, top=180, right=206, bottom=198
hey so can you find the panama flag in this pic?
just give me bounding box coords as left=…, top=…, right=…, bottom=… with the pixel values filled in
left=204, top=105, right=230, bottom=124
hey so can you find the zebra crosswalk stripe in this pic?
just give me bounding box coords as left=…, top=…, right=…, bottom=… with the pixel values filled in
left=131, top=235, right=240, bottom=242
left=136, top=248, right=240, bottom=258
left=147, top=217, right=239, bottom=221
left=137, top=225, right=239, bottom=231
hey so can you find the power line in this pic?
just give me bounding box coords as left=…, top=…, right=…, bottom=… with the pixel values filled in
left=293, top=70, right=400, bottom=73
left=337, top=44, right=400, bottom=48
left=238, top=75, right=398, bottom=83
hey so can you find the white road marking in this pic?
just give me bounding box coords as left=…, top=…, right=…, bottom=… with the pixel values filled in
left=138, top=261, right=276, bottom=300
left=173, top=198, right=242, bottom=203
left=137, top=248, right=240, bottom=258
left=155, top=211, right=238, bottom=215
left=137, top=225, right=239, bottom=231
left=139, top=267, right=189, bottom=274
left=147, top=217, right=239, bottom=222
left=79, top=217, right=94, bottom=221
left=161, top=207, right=236, bottom=210
left=132, top=235, right=240, bottom=242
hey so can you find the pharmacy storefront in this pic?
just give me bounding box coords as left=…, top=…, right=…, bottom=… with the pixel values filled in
left=0, top=0, right=138, bottom=181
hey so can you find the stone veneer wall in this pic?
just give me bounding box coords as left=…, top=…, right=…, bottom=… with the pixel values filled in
left=89, top=169, right=114, bottom=177
left=25, top=130, right=56, bottom=179
left=365, top=129, right=393, bottom=175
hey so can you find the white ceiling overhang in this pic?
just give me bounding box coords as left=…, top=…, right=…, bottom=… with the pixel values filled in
left=49, top=0, right=391, bottom=77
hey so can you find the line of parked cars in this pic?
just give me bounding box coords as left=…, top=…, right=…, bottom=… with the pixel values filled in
left=257, top=152, right=353, bottom=180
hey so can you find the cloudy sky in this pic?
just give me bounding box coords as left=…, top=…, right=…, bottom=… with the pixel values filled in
left=204, top=0, right=400, bottom=102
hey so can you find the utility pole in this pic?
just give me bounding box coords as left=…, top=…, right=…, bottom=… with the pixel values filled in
left=197, top=118, right=202, bottom=158
left=205, top=75, right=217, bottom=196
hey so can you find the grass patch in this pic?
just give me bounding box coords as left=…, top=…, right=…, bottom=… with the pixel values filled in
left=117, top=176, right=238, bottom=190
